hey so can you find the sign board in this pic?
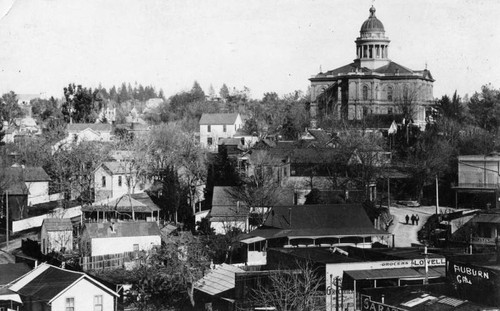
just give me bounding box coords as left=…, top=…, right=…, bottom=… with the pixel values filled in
left=325, top=257, right=446, bottom=311
left=360, top=294, right=407, bottom=311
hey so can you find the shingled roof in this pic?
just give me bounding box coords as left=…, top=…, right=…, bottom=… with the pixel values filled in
left=67, top=123, right=112, bottom=133
left=247, top=204, right=387, bottom=239
left=42, top=218, right=73, bottom=231
left=10, top=264, right=118, bottom=304
left=5, top=166, right=51, bottom=182
left=199, top=113, right=239, bottom=125
left=195, top=263, right=244, bottom=296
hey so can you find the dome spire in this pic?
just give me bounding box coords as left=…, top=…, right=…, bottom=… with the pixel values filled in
left=369, top=5, right=376, bottom=17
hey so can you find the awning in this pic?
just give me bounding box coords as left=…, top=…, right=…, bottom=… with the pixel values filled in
left=472, top=214, right=500, bottom=224
left=0, top=292, right=23, bottom=304
left=342, top=267, right=444, bottom=289
left=240, top=236, right=266, bottom=244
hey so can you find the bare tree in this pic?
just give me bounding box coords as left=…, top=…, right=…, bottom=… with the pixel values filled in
left=247, top=261, right=325, bottom=311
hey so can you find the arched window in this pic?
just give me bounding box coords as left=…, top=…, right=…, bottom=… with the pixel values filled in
left=362, top=85, right=369, bottom=101
left=387, top=87, right=393, bottom=101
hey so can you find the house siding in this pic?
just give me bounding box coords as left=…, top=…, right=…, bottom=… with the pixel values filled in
left=91, top=235, right=161, bottom=256
left=50, top=278, right=115, bottom=311
left=94, top=167, right=138, bottom=202
left=41, top=229, right=73, bottom=255
left=199, top=115, right=243, bottom=150
left=26, top=181, right=50, bottom=205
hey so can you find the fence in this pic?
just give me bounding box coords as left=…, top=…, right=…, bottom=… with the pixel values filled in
left=12, top=205, right=82, bottom=232
left=80, top=251, right=150, bottom=271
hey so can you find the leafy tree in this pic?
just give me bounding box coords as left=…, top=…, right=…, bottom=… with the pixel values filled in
left=62, top=84, right=102, bottom=123
left=129, top=234, right=211, bottom=309
left=434, top=91, right=464, bottom=122
left=468, top=84, right=500, bottom=132
left=0, top=91, right=24, bottom=123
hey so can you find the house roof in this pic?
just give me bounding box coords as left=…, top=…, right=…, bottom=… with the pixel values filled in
left=83, top=221, right=161, bottom=239
left=100, top=161, right=133, bottom=175
left=83, top=193, right=160, bottom=213
left=314, top=61, right=433, bottom=81
left=199, top=113, right=239, bottom=125
left=210, top=187, right=249, bottom=221
left=0, top=263, right=31, bottom=285
left=218, top=138, right=243, bottom=146
left=67, top=123, right=112, bottom=133
left=42, top=218, right=73, bottom=231
left=195, top=263, right=245, bottom=296
left=210, top=187, right=295, bottom=222
left=247, top=204, right=387, bottom=239
left=5, top=166, right=51, bottom=182
left=10, top=263, right=118, bottom=303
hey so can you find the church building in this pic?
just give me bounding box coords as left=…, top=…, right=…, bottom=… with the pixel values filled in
left=309, top=6, right=434, bottom=129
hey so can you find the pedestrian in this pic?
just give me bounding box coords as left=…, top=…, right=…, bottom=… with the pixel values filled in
left=415, top=214, right=420, bottom=226
left=405, top=214, right=409, bottom=224
left=411, top=214, right=415, bottom=225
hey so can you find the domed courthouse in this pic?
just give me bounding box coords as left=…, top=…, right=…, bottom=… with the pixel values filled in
left=309, top=6, right=434, bottom=128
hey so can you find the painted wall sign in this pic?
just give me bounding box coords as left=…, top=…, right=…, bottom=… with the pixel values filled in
left=361, top=295, right=407, bottom=311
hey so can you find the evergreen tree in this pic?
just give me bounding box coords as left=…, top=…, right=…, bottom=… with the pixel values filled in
left=219, top=84, right=229, bottom=100
left=191, top=81, right=205, bottom=102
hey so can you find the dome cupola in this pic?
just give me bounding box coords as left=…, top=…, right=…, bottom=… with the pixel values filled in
left=360, top=6, right=385, bottom=33
left=354, top=6, right=391, bottom=69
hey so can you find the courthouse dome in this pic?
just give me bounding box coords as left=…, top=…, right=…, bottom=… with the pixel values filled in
left=360, top=6, right=385, bottom=32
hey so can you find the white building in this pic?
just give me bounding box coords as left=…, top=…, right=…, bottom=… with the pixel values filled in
left=6, top=165, right=51, bottom=205
left=40, top=218, right=74, bottom=254
left=80, top=221, right=161, bottom=256
left=52, top=123, right=112, bottom=153
left=199, top=113, right=243, bottom=151
left=9, top=263, right=119, bottom=311
left=94, top=161, right=142, bottom=202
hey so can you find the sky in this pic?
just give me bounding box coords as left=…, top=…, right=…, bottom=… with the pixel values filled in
left=0, top=0, right=498, bottom=100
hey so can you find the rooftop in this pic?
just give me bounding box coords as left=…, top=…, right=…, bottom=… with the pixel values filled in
left=199, top=113, right=240, bottom=125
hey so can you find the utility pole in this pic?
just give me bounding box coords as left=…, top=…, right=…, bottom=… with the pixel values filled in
left=435, top=174, right=439, bottom=215
left=6, top=190, right=8, bottom=250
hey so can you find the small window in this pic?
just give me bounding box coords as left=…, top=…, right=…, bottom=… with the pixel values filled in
left=387, top=87, right=393, bottom=101
left=207, top=125, right=211, bottom=132
left=94, top=295, right=103, bottom=311
left=388, top=107, right=393, bottom=115
left=223, top=125, right=227, bottom=132
left=118, top=176, right=122, bottom=187
left=362, top=85, right=368, bottom=101
left=66, top=297, right=75, bottom=311
left=133, top=244, right=139, bottom=252
left=101, top=176, right=106, bottom=187
left=207, top=137, right=213, bottom=145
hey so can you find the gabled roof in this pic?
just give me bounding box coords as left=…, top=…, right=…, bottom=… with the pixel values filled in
left=42, top=218, right=73, bottom=231
left=6, top=166, right=51, bottom=182
left=195, top=263, right=244, bottom=296
left=99, top=161, right=133, bottom=175
left=210, top=187, right=249, bottom=221
left=199, top=113, right=240, bottom=125
left=0, top=263, right=31, bottom=285
left=248, top=204, right=387, bottom=239
left=10, top=263, right=118, bottom=304
left=83, top=221, right=161, bottom=239
left=67, top=123, right=112, bottom=133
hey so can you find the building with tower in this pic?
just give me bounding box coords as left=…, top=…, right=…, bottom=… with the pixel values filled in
left=309, top=6, right=434, bottom=129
